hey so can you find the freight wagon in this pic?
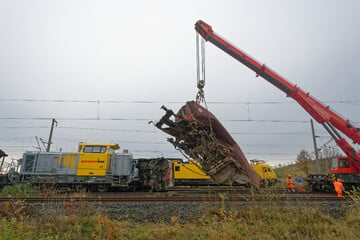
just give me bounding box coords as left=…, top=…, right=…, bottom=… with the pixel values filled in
left=18, top=143, right=173, bottom=192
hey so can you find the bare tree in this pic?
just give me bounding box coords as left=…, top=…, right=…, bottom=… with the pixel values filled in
left=296, top=149, right=312, bottom=175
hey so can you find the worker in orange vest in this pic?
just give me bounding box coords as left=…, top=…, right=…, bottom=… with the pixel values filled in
left=333, top=178, right=344, bottom=197
left=286, top=175, right=295, bottom=192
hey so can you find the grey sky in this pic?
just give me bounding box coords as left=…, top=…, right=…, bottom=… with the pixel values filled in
left=1, top=0, right=360, bottom=167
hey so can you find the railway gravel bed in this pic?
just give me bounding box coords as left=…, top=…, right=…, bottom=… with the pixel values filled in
left=0, top=191, right=356, bottom=223
left=27, top=200, right=356, bottom=223
left=0, top=194, right=349, bottom=203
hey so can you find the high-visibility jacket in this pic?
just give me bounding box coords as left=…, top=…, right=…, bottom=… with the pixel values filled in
left=334, top=181, right=343, bottom=191
left=286, top=178, right=294, bottom=188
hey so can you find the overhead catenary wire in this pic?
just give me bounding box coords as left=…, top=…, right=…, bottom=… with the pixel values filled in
left=1, top=98, right=358, bottom=123
left=1, top=117, right=351, bottom=123
left=0, top=126, right=329, bottom=136
left=1, top=98, right=359, bottom=105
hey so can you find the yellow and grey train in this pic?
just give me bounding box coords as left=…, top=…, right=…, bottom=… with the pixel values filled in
left=171, top=159, right=277, bottom=187
left=18, top=143, right=173, bottom=192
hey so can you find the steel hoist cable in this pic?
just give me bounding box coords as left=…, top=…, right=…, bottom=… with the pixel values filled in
left=196, top=33, right=206, bottom=105
left=196, top=32, right=213, bottom=133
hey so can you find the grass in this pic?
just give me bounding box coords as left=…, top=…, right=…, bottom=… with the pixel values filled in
left=0, top=199, right=359, bottom=240
left=0, top=183, right=38, bottom=198
left=0, top=206, right=359, bottom=239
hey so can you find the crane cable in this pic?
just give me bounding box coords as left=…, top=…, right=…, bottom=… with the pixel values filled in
left=196, top=33, right=206, bottom=105
left=195, top=33, right=213, bottom=134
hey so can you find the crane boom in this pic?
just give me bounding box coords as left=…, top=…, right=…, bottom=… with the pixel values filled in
left=195, top=20, right=360, bottom=162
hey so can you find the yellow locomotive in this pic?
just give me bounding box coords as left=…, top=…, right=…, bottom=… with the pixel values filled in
left=19, top=142, right=173, bottom=192
left=249, top=159, right=277, bottom=186
left=172, top=159, right=277, bottom=187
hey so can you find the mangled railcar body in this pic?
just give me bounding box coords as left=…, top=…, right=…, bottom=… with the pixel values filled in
left=154, top=101, right=260, bottom=188
left=136, top=158, right=173, bottom=191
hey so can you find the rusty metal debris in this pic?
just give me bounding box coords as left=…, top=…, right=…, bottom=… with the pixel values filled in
left=154, top=101, right=260, bottom=188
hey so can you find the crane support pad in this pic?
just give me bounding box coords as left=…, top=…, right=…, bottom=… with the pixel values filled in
left=154, top=101, right=260, bottom=188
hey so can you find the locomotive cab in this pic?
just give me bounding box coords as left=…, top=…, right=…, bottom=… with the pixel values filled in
left=76, top=143, right=119, bottom=176
left=250, top=159, right=277, bottom=186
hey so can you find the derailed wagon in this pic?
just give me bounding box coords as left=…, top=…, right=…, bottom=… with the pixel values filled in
left=154, top=101, right=260, bottom=188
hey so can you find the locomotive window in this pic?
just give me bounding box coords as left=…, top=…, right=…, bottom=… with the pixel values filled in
left=175, top=166, right=180, bottom=171
left=83, top=146, right=107, bottom=153
left=92, top=146, right=105, bottom=153
left=83, top=146, right=93, bottom=153
left=262, top=167, right=272, bottom=172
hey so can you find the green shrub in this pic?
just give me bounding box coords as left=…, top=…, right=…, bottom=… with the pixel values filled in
left=0, top=183, right=38, bottom=197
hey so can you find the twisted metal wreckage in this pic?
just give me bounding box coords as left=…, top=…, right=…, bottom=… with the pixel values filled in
left=153, top=101, right=260, bottom=188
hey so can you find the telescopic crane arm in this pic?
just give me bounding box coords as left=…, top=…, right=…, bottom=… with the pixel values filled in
left=195, top=20, right=360, bottom=162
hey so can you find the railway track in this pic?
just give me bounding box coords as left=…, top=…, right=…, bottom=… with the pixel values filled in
left=0, top=193, right=349, bottom=203
left=168, top=186, right=307, bottom=194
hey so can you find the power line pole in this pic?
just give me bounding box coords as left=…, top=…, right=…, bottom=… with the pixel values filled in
left=310, top=119, right=321, bottom=173
left=0, top=150, right=8, bottom=172
left=46, top=118, right=57, bottom=152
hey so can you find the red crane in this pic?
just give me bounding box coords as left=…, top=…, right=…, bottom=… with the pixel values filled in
left=195, top=20, right=360, bottom=190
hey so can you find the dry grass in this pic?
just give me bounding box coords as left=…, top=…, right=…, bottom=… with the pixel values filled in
left=0, top=201, right=359, bottom=240
left=1, top=184, right=359, bottom=240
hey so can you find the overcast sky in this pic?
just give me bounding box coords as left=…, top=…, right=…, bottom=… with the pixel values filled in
left=1, top=0, right=360, bottom=167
